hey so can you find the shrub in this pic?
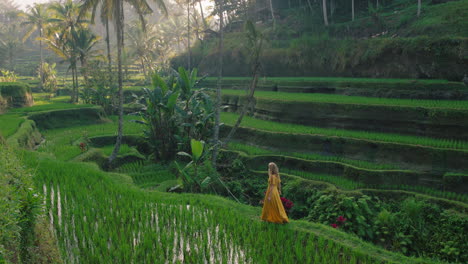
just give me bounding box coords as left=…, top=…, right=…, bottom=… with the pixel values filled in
left=0, top=82, right=33, bottom=107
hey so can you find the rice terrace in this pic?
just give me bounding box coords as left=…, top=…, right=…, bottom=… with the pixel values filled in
left=0, top=0, right=467, bottom=263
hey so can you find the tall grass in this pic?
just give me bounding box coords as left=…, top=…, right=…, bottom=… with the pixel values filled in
left=221, top=112, right=468, bottom=151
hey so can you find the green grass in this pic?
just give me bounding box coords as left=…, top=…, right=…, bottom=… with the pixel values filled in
left=227, top=142, right=398, bottom=170
left=0, top=114, right=24, bottom=138
left=38, top=115, right=143, bottom=161
left=222, top=89, right=468, bottom=110
left=221, top=112, right=468, bottom=151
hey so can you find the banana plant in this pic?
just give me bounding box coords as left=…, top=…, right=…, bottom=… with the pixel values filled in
left=175, top=139, right=211, bottom=192
left=132, top=72, right=181, bottom=161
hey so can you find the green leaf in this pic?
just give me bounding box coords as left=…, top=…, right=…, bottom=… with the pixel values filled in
left=177, top=151, right=192, bottom=159
left=167, top=91, right=179, bottom=110
left=152, top=73, right=169, bottom=95
left=190, top=139, right=204, bottom=161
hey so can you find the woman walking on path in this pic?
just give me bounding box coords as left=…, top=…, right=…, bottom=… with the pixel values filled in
left=261, top=162, right=289, bottom=223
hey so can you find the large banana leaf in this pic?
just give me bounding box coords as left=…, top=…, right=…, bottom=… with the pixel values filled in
left=190, top=139, right=204, bottom=162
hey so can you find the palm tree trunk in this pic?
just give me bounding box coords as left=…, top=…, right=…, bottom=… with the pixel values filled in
left=39, top=29, right=44, bottom=89
left=417, top=0, right=421, bottom=17
left=306, top=0, right=313, bottom=12
left=105, top=18, right=112, bottom=83
left=212, top=0, right=224, bottom=166
left=268, top=0, right=276, bottom=29
left=198, top=0, right=206, bottom=30
left=187, top=0, right=192, bottom=70
left=223, top=63, right=259, bottom=145
left=109, top=0, right=125, bottom=165
left=323, top=0, right=329, bottom=26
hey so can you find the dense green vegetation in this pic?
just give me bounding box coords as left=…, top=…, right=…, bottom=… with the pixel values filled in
left=1, top=0, right=467, bottom=262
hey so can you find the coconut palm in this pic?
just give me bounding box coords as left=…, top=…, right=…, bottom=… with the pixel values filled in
left=47, top=0, right=87, bottom=103
left=73, top=27, right=101, bottom=82
left=127, top=21, right=159, bottom=79
left=44, top=30, right=79, bottom=102
left=21, top=4, right=53, bottom=89
left=78, top=0, right=168, bottom=165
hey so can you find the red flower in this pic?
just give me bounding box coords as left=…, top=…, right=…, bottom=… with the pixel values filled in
left=280, top=197, right=294, bottom=210
left=79, top=142, right=87, bottom=152
left=331, top=223, right=338, bottom=228
left=336, top=216, right=347, bottom=223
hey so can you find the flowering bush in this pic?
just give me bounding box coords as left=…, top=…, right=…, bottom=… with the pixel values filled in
left=280, top=197, right=294, bottom=211
left=331, top=216, right=347, bottom=229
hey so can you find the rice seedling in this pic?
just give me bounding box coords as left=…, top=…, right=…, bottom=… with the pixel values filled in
left=284, top=169, right=365, bottom=190
left=0, top=114, right=24, bottom=138
left=222, top=89, right=468, bottom=110
left=227, top=142, right=398, bottom=170
left=17, top=148, right=428, bottom=264
left=38, top=115, right=143, bottom=161
left=221, top=112, right=468, bottom=151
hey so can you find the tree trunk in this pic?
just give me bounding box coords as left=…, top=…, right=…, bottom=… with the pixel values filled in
left=105, top=18, right=112, bottom=84
left=223, top=64, right=259, bottom=145
left=322, top=0, right=329, bottom=26
left=352, top=0, right=355, bottom=21
left=187, top=0, right=191, bottom=70
left=417, top=0, right=421, bottom=17
left=306, top=0, right=313, bottom=12
left=211, top=0, right=224, bottom=166
left=268, top=0, right=276, bottom=29
left=80, top=57, right=89, bottom=84
left=39, top=29, right=44, bottom=89
left=109, top=0, right=125, bottom=165
left=198, top=0, right=206, bottom=30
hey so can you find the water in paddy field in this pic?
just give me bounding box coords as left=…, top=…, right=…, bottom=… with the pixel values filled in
left=43, top=184, right=250, bottom=263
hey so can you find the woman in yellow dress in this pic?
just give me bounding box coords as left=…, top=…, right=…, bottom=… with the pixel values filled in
left=261, top=162, right=289, bottom=223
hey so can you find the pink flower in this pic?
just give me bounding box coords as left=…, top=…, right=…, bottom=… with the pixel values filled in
left=337, top=216, right=347, bottom=223
left=331, top=223, right=338, bottom=228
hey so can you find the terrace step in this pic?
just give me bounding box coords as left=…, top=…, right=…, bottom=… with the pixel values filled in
left=222, top=92, right=468, bottom=140
left=219, top=120, right=468, bottom=173
left=202, top=78, right=468, bottom=100
left=221, top=144, right=463, bottom=192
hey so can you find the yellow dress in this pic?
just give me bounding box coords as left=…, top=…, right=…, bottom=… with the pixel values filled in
left=261, top=174, right=289, bottom=223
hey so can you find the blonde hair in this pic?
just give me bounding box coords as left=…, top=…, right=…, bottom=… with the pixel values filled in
left=268, top=162, right=280, bottom=178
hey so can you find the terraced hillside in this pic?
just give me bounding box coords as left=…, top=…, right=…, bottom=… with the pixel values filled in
left=2, top=97, right=441, bottom=264
left=217, top=78, right=468, bottom=195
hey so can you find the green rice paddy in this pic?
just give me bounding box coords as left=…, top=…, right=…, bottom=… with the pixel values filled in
left=222, top=89, right=468, bottom=109
left=221, top=112, right=468, bottom=151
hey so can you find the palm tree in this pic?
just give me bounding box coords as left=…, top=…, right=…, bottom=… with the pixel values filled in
left=127, top=21, right=158, bottom=80
left=78, top=0, right=167, bottom=165
left=47, top=0, right=86, bottom=103
left=78, top=0, right=116, bottom=84
left=73, top=27, right=101, bottom=82
left=21, top=4, right=53, bottom=89
left=44, top=30, right=79, bottom=102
